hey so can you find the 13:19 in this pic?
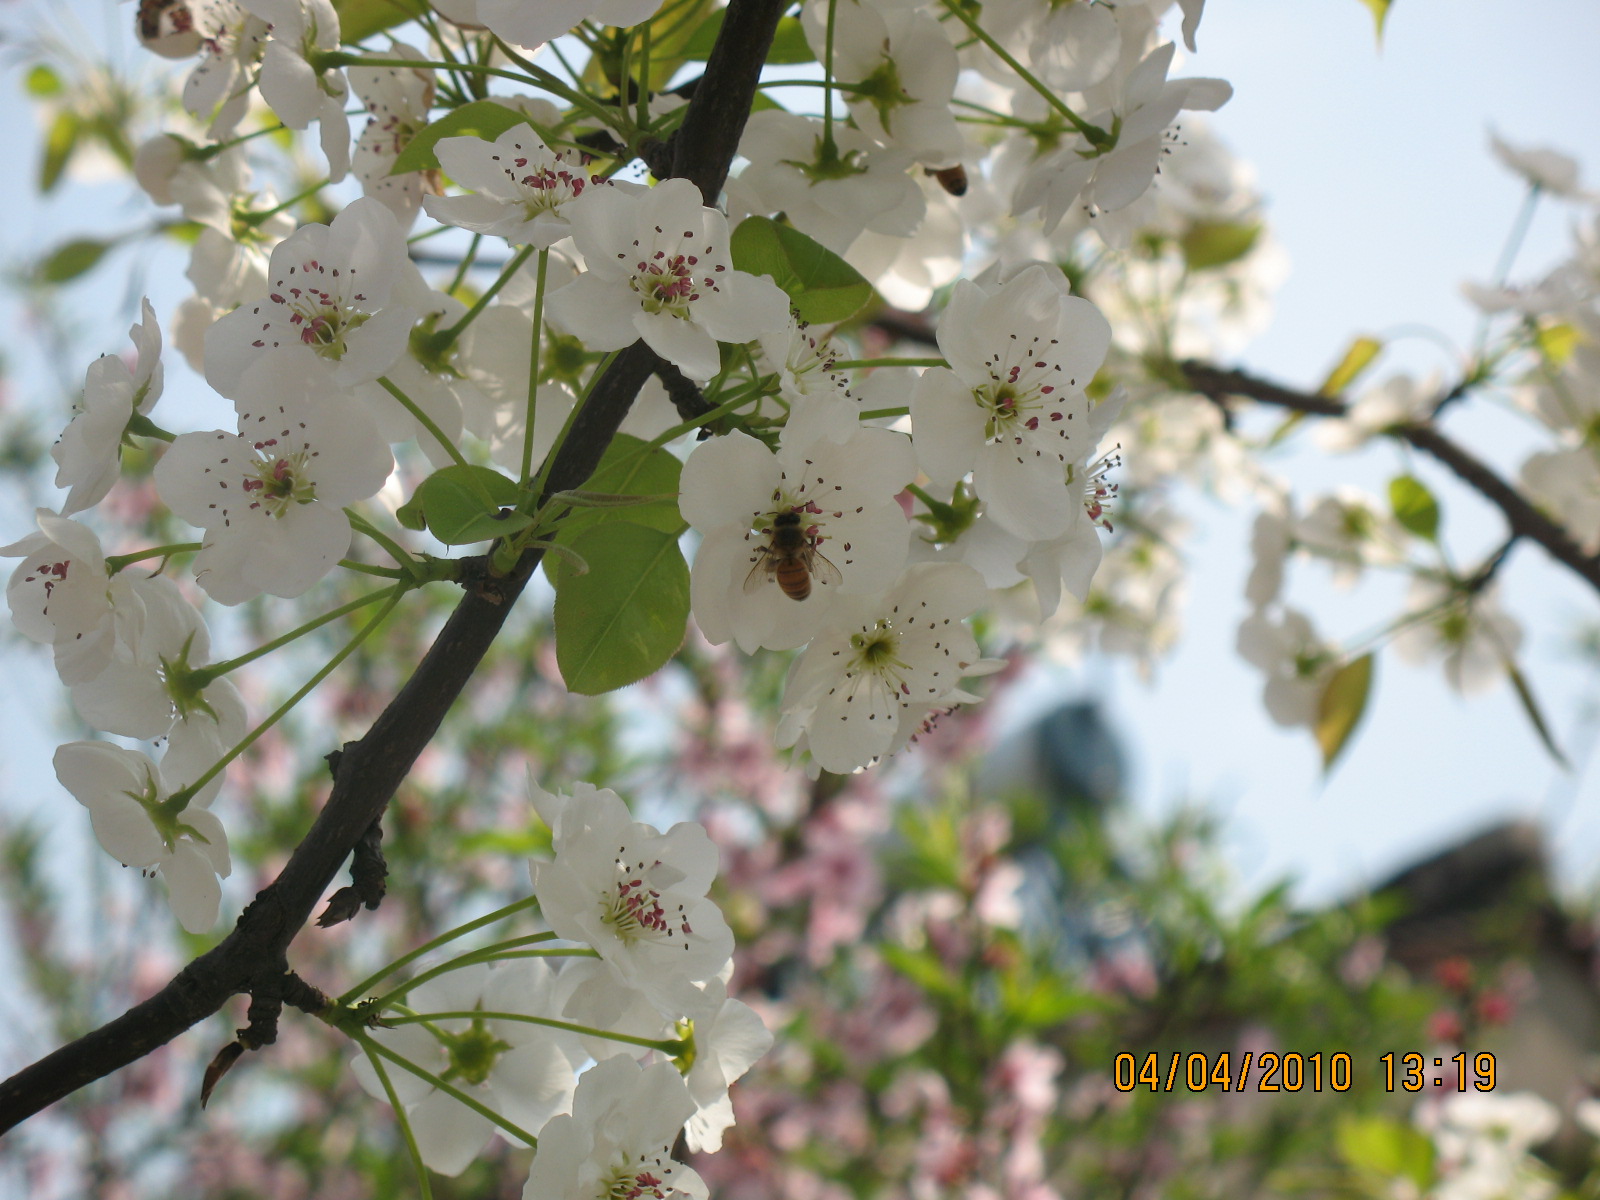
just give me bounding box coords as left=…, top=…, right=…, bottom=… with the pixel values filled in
left=1381, top=1051, right=1497, bottom=1092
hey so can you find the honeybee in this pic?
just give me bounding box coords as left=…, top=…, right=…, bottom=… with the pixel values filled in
left=743, top=511, right=842, bottom=602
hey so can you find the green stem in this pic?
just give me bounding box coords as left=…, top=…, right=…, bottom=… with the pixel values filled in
left=346, top=510, right=422, bottom=575
left=447, top=233, right=483, bottom=295
left=374, top=376, right=485, bottom=495
left=833, top=357, right=947, bottom=369
left=370, top=935, right=568, bottom=1010
left=104, top=543, right=201, bottom=572
left=484, top=41, right=631, bottom=132
left=520, top=249, right=552, bottom=487
left=526, top=349, right=620, bottom=508
left=393, top=1011, right=684, bottom=1056
left=822, top=0, right=841, bottom=160
left=319, top=52, right=537, bottom=89
left=941, top=0, right=1105, bottom=142
left=758, top=78, right=864, bottom=93
left=193, top=584, right=403, bottom=683
left=162, top=585, right=407, bottom=813
left=247, top=180, right=325, bottom=223
left=338, top=559, right=410, bottom=579
left=1473, top=184, right=1544, bottom=357
left=635, top=17, right=653, bottom=132
left=359, top=1039, right=435, bottom=1200
left=197, top=121, right=289, bottom=159
left=355, top=1031, right=540, bottom=1149
left=125, top=413, right=176, bottom=442
left=434, top=245, right=535, bottom=350
left=858, top=405, right=911, bottom=421
left=339, top=897, right=543, bottom=1004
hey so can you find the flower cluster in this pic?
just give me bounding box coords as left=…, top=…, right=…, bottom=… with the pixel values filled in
left=351, top=782, right=771, bottom=1191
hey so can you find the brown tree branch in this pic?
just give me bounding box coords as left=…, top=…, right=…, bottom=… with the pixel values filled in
left=1179, top=361, right=1600, bottom=595
left=0, top=0, right=787, bottom=1134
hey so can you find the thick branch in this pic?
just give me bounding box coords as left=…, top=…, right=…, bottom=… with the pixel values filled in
left=1179, top=361, right=1600, bottom=596
left=0, top=0, right=786, bottom=1134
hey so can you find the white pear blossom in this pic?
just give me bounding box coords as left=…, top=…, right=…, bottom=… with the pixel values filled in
left=680, top=426, right=915, bottom=653
left=1236, top=607, right=1337, bottom=729
left=911, top=264, right=1112, bottom=541
left=424, top=126, right=608, bottom=247
left=546, top=963, right=773, bottom=1153
left=680, top=979, right=774, bottom=1154
left=2, top=510, right=125, bottom=685
left=154, top=387, right=393, bottom=604
left=972, top=0, right=1122, bottom=93
left=350, top=45, right=436, bottom=226
left=1316, top=372, right=1436, bottom=452
left=132, top=133, right=192, bottom=206
left=730, top=112, right=924, bottom=256
left=801, top=0, right=964, bottom=169
left=548, top=178, right=790, bottom=382
left=1419, top=1091, right=1560, bottom=1200
left=1293, top=487, right=1407, bottom=586
left=1016, top=390, right=1125, bottom=616
left=1489, top=129, right=1588, bottom=200
left=844, top=176, right=967, bottom=311
left=530, top=782, right=734, bottom=1016
left=351, top=960, right=578, bottom=1176
left=1014, top=41, right=1231, bottom=230
left=350, top=289, right=478, bottom=465
left=476, top=0, right=666, bottom=51
left=522, top=1056, right=706, bottom=1200
left=180, top=0, right=270, bottom=139
left=53, top=741, right=231, bottom=933
left=53, top=298, right=164, bottom=516
left=456, top=303, right=579, bottom=459
left=1243, top=487, right=1293, bottom=610
left=204, top=197, right=420, bottom=400
left=1392, top=580, right=1521, bottom=696
left=68, top=572, right=246, bottom=763
left=776, top=562, right=1003, bottom=774
left=759, top=316, right=857, bottom=446
left=1522, top=447, right=1600, bottom=552
left=242, top=0, right=351, bottom=181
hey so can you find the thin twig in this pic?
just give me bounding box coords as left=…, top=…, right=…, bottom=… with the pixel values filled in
left=1178, top=360, right=1600, bottom=596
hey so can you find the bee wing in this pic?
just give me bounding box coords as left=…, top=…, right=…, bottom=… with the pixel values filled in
left=743, top=549, right=777, bottom=594
left=810, top=550, right=844, bottom=589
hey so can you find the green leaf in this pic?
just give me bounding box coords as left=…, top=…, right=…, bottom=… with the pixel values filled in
left=36, top=237, right=113, bottom=284
left=730, top=216, right=873, bottom=324
left=24, top=64, right=63, bottom=98
left=1179, top=220, right=1261, bottom=271
left=391, top=100, right=535, bottom=175
left=334, top=0, right=428, bottom=42
left=1336, top=1117, right=1434, bottom=1189
left=397, top=464, right=533, bottom=545
left=1506, top=660, right=1569, bottom=769
left=1355, top=0, right=1393, bottom=44
left=879, top=944, right=963, bottom=1001
left=1315, top=654, right=1374, bottom=772
left=682, top=12, right=813, bottom=63
left=1388, top=475, right=1440, bottom=541
left=1318, top=335, right=1383, bottom=397
left=557, top=435, right=684, bottom=536
left=553, top=523, right=689, bottom=694
left=40, top=109, right=80, bottom=193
